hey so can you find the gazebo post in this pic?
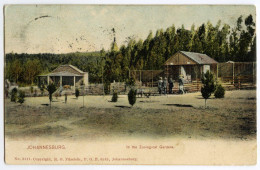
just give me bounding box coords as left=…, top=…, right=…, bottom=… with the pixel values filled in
left=73, top=76, right=76, bottom=89
left=47, top=76, right=50, bottom=85
left=60, top=76, right=62, bottom=87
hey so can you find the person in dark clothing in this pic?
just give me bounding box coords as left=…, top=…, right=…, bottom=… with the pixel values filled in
left=168, top=78, right=174, bottom=94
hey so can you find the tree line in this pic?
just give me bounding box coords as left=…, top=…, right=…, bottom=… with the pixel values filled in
left=104, top=14, right=256, bottom=83
left=5, top=14, right=256, bottom=86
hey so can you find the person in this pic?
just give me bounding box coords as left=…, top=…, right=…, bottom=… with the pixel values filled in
left=158, top=77, right=163, bottom=95
left=163, top=77, right=167, bottom=94
left=169, top=78, right=174, bottom=94
left=179, top=75, right=185, bottom=94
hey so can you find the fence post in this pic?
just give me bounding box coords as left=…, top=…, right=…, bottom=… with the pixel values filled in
left=152, top=71, right=153, bottom=88
left=232, top=63, right=235, bottom=85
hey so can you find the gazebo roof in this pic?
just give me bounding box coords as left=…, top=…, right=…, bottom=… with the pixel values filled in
left=38, top=71, right=82, bottom=77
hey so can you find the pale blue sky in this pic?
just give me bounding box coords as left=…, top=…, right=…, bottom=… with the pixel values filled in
left=5, top=5, right=256, bottom=54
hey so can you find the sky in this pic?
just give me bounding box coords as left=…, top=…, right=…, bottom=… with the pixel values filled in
left=4, top=5, right=256, bottom=54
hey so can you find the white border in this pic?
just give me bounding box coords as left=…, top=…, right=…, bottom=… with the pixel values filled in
left=0, top=0, right=259, bottom=170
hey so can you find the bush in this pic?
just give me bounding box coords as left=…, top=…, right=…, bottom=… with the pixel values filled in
left=18, top=90, right=25, bottom=104
left=47, top=83, right=57, bottom=107
left=128, top=88, right=136, bottom=107
left=11, top=88, right=18, bottom=102
left=30, top=86, right=34, bottom=94
left=214, top=84, right=225, bottom=98
left=111, top=91, right=118, bottom=102
left=75, top=88, right=80, bottom=99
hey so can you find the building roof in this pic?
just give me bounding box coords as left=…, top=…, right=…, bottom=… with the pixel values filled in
left=38, top=65, right=86, bottom=77
left=38, top=71, right=82, bottom=77
left=67, top=65, right=85, bottom=74
left=179, top=51, right=218, bottom=64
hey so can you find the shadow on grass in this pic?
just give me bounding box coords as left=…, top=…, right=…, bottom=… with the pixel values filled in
left=164, top=104, right=193, bottom=107
left=41, top=104, right=49, bottom=106
left=139, top=101, right=159, bottom=103
left=115, top=105, right=131, bottom=108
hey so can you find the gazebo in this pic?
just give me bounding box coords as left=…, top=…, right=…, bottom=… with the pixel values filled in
left=38, top=65, right=88, bottom=89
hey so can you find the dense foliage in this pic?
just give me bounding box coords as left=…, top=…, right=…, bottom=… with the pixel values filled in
left=5, top=15, right=255, bottom=86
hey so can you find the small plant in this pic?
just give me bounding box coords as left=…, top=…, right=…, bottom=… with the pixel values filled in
left=128, top=88, right=136, bottom=107
left=47, top=83, right=57, bottom=107
left=201, top=71, right=216, bottom=108
left=214, top=84, right=225, bottom=98
left=75, top=88, right=80, bottom=99
left=11, top=88, right=18, bottom=102
left=30, top=86, right=34, bottom=95
left=34, top=89, right=37, bottom=97
left=17, top=90, right=25, bottom=104
left=111, top=91, right=118, bottom=102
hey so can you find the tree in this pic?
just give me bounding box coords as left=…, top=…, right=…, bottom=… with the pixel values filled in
left=11, top=59, right=23, bottom=83
left=201, top=71, right=216, bottom=108
left=47, top=83, right=57, bottom=107
left=17, top=90, right=25, bottom=104
left=128, top=88, right=136, bottom=107
left=75, top=88, right=80, bottom=99
left=24, top=59, right=42, bottom=85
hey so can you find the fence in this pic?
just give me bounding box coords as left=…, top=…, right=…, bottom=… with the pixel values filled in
left=130, top=62, right=256, bottom=92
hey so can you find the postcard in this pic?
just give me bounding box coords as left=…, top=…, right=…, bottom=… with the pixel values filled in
left=4, top=5, right=256, bottom=165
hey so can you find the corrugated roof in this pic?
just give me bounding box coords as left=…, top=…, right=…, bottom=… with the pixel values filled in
left=180, top=51, right=218, bottom=64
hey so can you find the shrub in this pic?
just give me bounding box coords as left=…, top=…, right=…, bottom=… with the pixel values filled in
left=18, top=90, right=25, bottom=104
left=30, top=86, right=34, bottom=94
left=111, top=91, right=118, bottom=102
left=47, top=83, right=57, bottom=107
left=75, top=88, right=80, bottom=99
left=128, top=88, right=136, bottom=107
left=11, top=88, right=18, bottom=102
left=201, top=71, right=216, bottom=108
left=214, top=84, right=225, bottom=98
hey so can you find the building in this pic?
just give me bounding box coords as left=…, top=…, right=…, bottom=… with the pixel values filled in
left=38, top=65, right=88, bottom=89
left=164, top=51, right=218, bottom=82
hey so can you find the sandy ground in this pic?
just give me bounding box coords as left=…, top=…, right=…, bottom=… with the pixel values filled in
left=6, top=89, right=256, bottom=109
left=4, top=90, right=257, bottom=165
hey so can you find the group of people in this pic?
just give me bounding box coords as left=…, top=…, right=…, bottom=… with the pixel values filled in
left=158, top=75, right=185, bottom=95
